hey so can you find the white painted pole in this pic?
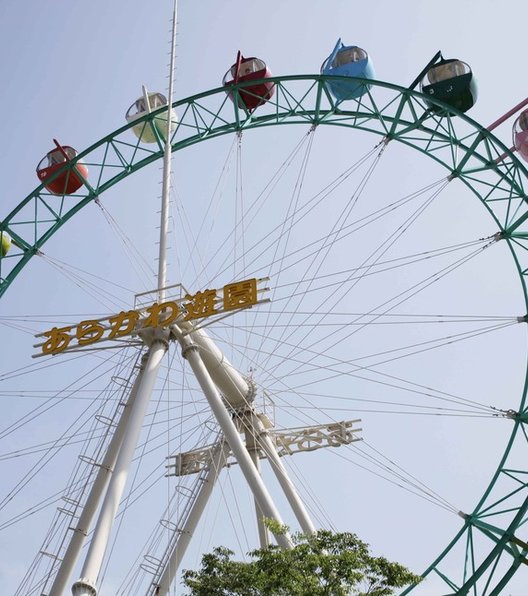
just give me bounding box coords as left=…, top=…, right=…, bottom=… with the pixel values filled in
left=175, top=331, right=293, bottom=550
left=251, top=413, right=316, bottom=536
left=50, top=356, right=147, bottom=596
left=157, top=0, right=177, bottom=303
left=153, top=440, right=230, bottom=596
left=247, top=440, right=270, bottom=548
left=187, top=326, right=251, bottom=408
left=72, top=339, right=167, bottom=596
left=242, top=415, right=269, bottom=548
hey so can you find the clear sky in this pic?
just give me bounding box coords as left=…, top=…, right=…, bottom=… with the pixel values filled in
left=1, top=1, right=528, bottom=594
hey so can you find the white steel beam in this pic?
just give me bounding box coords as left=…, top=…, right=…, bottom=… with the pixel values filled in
left=245, top=411, right=316, bottom=536
left=72, top=338, right=167, bottom=596
left=153, top=440, right=230, bottom=596
left=174, top=329, right=293, bottom=550
left=181, top=324, right=252, bottom=409
left=49, top=355, right=147, bottom=596
left=244, top=423, right=270, bottom=549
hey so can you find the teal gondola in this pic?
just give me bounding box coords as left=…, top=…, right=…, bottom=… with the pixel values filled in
left=321, top=38, right=374, bottom=102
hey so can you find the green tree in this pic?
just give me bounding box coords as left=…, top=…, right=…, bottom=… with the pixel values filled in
left=182, top=529, right=422, bottom=595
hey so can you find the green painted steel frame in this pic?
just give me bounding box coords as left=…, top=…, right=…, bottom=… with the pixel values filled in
left=2, top=75, right=528, bottom=594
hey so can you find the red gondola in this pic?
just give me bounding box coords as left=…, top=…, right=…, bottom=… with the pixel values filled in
left=223, top=52, right=275, bottom=112
left=37, top=140, right=88, bottom=195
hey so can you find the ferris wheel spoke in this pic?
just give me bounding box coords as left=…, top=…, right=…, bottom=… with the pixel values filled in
left=255, top=145, right=386, bottom=374
left=332, top=445, right=459, bottom=514
left=93, top=198, right=157, bottom=292
left=177, top=129, right=315, bottom=292
left=271, top=320, right=516, bottom=385
left=0, top=355, right=141, bottom=522
left=200, top=133, right=380, bottom=293
left=0, top=349, right=139, bottom=443
left=206, top=321, right=501, bottom=416
left=261, top=178, right=452, bottom=375
left=262, top=237, right=496, bottom=386
left=253, top=183, right=450, bottom=378
left=38, top=254, right=131, bottom=313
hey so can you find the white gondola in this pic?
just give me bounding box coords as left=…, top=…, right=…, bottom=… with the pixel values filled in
left=126, top=92, right=177, bottom=144
left=0, top=230, right=11, bottom=257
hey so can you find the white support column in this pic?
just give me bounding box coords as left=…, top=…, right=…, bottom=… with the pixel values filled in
left=49, top=355, right=147, bottom=596
left=72, top=338, right=167, bottom=596
left=249, top=451, right=270, bottom=548
left=184, top=326, right=251, bottom=409
left=154, top=440, right=230, bottom=596
left=175, top=331, right=293, bottom=550
left=244, top=422, right=269, bottom=548
left=250, top=413, right=316, bottom=536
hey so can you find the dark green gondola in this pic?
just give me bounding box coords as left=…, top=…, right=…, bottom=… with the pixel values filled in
left=421, top=59, right=477, bottom=114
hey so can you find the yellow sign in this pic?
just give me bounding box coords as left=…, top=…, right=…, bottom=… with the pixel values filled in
left=38, top=278, right=262, bottom=356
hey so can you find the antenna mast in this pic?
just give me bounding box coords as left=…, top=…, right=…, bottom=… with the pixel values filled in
left=158, top=0, right=178, bottom=302
left=68, top=4, right=179, bottom=596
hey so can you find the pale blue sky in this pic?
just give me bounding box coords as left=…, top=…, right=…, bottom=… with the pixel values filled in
left=1, top=1, right=528, bottom=594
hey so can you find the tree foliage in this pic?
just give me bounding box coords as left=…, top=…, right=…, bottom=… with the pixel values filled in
left=182, top=529, right=422, bottom=595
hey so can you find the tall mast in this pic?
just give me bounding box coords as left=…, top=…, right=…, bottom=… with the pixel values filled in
left=158, top=0, right=178, bottom=302
left=70, top=4, right=178, bottom=596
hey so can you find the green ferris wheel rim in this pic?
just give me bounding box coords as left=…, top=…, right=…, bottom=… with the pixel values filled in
left=2, top=74, right=528, bottom=594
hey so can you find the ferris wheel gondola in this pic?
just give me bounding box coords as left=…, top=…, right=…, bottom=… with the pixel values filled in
left=421, top=58, right=477, bottom=114
left=222, top=52, right=275, bottom=112
left=513, top=109, right=528, bottom=162
left=320, top=38, right=375, bottom=101
left=36, top=142, right=88, bottom=195
left=0, top=230, right=11, bottom=257
left=125, top=91, right=177, bottom=144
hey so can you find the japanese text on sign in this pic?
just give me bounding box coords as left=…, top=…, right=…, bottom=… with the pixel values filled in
left=38, top=278, right=262, bottom=356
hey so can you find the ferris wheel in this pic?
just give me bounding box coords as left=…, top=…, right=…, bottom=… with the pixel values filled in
left=2, top=7, right=528, bottom=596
